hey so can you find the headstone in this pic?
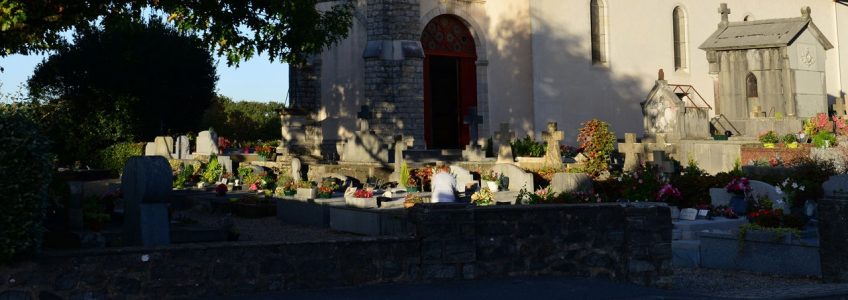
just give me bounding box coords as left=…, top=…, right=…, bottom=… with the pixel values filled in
left=196, top=130, right=219, bottom=155
left=122, top=156, right=172, bottom=246
left=710, top=188, right=733, bottom=207
left=494, top=123, right=515, bottom=163
left=491, top=163, right=534, bottom=192
left=823, top=175, right=848, bottom=198
left=463, top=106, right=484, bottom=146
left=541, top=122, right=564, bottom=166
left=749, top=180, right=788, bottom=211
left=144, top=142, right=157, bottom=156
left=153, top=136, right=174, bottom=159
left=834, top=95, right=847, bottom=119
left=651, top=151, right=675, bottom=175
left=174, top=135, right=191, bottom=159
left=618, top=133, right=643, bottom=172
left=339, top=106, right=390, bottom=163
left=218, top=156, right=234, bottom=175
left=680, top=208, right=698, bottom=221
left=390, top=136, right=413, bottom=183
left=550, top=173, right=593, bottom=195
left=449, top=165, right=475, bottom=193
left=291, top=157, right=302, bottom=183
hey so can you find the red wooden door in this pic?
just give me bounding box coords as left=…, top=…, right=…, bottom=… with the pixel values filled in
left=422, top=15, right=477, bottom=149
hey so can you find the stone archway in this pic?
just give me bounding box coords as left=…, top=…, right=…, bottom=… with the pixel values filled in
left=422, top=14, right=478, bottom=149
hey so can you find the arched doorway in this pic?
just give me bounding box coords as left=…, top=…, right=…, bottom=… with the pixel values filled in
left=422, top=15, right=478, bottom=149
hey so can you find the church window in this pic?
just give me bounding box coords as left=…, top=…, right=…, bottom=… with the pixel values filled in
left=746, top=73, right=758, bottom=98
left=672, top=6, right=688, bottom=71
left=590, top=0, right=608, bottom=65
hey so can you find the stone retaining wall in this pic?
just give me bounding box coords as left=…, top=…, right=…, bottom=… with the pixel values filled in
left=0, top=204, right=672, bottom=298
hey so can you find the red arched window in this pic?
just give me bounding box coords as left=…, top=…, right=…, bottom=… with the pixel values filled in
left=421, top=15, right=477, bottom=58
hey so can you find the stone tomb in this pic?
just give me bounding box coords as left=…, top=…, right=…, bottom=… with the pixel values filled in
left=122, top=156, right=172, bottom=246
left=641, top=78, right=710, bottom=141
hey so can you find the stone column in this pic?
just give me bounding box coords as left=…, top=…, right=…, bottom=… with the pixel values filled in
left=363, top=0, right=425, bottom=147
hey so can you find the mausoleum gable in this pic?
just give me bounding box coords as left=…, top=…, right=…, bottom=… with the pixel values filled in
left=699, top=17, right=833, bottom=51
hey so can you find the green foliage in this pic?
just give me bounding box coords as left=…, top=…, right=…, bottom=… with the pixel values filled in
left=0, top=0, right=354, bottom=66
left=202, top=155, right=223, bottom=184
left=758, top=131, right=779, bottom=144
left=173, top=163, right=194, bottom=189
left=813, top=131, right=837, bottom=148
left=0, top=105, right=53, bottom=264
left=782, top=134, right=797, bottom=144
left=511, top=136, right=545, bottom=157
left=617, top=164, right=663, bottom=202
left=201, top=96, right=284, bottom=144
left=93, top=142, right=144, bottom=175
left=399, top=161, right=410, bottom=187
left=577, top=119, right=616, bottom=177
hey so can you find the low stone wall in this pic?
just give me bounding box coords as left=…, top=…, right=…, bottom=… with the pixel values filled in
left=0, top=204, right=672, bottom=298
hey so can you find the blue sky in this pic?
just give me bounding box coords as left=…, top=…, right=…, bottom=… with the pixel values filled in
left=0, top=53, right=290, bottom=103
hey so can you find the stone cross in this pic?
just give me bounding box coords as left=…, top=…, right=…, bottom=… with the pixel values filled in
left=463, top=106, right=484, bottom=146
left=644, top=133, right=675, bottom=162
left=618, top=133, right=644, bottom=172
left=718, top=3, right=731, bottom=25
left=652, top=151, right=676, bottom=175
left=357, top=105, right=372, bottom=133
left=541, top=122, right=564, bottom=166
left=494, top=123, right=515, bottom=163
left=834, top=95, right=847, bottom=119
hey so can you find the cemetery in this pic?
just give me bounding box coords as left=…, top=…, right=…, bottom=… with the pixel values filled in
left=3, top=1, right=848, bottom=299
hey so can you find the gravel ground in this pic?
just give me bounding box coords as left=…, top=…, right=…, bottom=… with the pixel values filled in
left=673, top=267, right=848, bottom=299
left=173, top=209, right=363, bottom=243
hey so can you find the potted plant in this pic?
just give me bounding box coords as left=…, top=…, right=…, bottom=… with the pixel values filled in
left=725, top=177, right=751, bottom=215
left=813, top=131, right=837, bottom=148
left=758, top=131, right=779, bottom=148
left=295, top=181, right=317, bottom=200
left=317, top=180, right=338, bottom=199
left=782, top=134, right=799, bottom=149
left=471, top=188, right=495, bottom=206
left=406, top=177, right=419, bottom=193
left=657, top=183, right=682, bottom=219
left=404, top=193, right=424, bottom=208
left=255, top=144, right=274, bottom=161
left=480, top=170, right=502, bottom=192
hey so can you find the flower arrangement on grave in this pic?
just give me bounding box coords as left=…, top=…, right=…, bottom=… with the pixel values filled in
left=656, top=183, right=682, bottom=204
left=353, top=188, right=374, bottom=199
left=725, top=177, right=751, bottom=195
left=255, top=144, right=274, bottom=159
left=813, top=130, right=838, bottom=148
left=616, top=164, right=663, bottom=202
left=274, top=176, right=296, bottom=196
left=834, top=115, right=848, bottom=136
left=414, top=168, right=434, bottom=189
left=480, top=170, right=502, bottom=190
left=403, top=193, right=424, bottom=208
left=218, top=136, right=231, bottom=153
left=216, top=183, right=228, bottom=196
left=776, top=178, right=806, bottom=208
left=782, top=134, right=799, bottom=149
left=758, top=131, right=779, bottom=148
left=711, top=205, right=739, bottom=219
left=577, top=119, right=617, bottom=177
left=317, top=180, right=337, bottom=198
left=470, top=188, right=494, bottom=206
left=406, top=177, right=418, bottom=191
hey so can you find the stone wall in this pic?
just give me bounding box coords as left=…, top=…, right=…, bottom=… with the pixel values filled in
left=0, top=204, right=672, bottom=298
left=740, top=144, right=811, bottom=166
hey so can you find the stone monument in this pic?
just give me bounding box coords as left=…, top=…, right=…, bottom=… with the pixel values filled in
left=122, top=156, right=172, bottom=246
left=339, top=105, right=389, bottom=164
left=461, top=106, right=486, bottom=162
left=196, top=130, right=219, bottom=155
left=494, top=123, right=515, bottom=164
left=541, top=122, right=564, bottom=166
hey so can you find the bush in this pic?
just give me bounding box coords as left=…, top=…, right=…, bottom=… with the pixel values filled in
left=93, top=142, right=145, bottom=175
left=511, top=136, right=545, bottom=157
left=577, top=119, right=617, bottom=177
left=202, top=155, right=224, bottom=184
left=0, top=105, right=53, bottom=264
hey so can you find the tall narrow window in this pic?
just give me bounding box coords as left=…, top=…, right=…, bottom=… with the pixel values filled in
left=672, top=6, right=688, bottom=70
left=746, top=73, right=758, bottom=98
left=590, top=0, right=608, bottom=65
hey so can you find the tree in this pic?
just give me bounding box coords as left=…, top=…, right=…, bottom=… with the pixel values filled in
left=0, top=0, right=353, bottom=65
left=28, top=20, right=217, bottom=164
left=202, top=95, right=285, bottom=143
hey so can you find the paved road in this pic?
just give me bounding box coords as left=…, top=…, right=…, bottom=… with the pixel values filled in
left=214, top=277, right=719, bottom=300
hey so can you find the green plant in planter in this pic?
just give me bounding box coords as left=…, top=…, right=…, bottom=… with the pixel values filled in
left=202, top=155, right=224, bottom=183
left=511, top=136, right=546, bottom=157
left=399, top=161, right=410, bottom=188
left=813, top=131, right=837, bottom=148
left=758, top=131, right=779, bottom=146
left=173, top=163, right=195, bottom=189
left=577, top=119, right=616, bottom=177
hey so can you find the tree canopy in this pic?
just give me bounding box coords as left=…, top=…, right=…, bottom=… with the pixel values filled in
left=28, top=20, right=217, bottom=164
left=0, top=0, right=354, bottom=65
left=202, top=95, right=285, bottom=144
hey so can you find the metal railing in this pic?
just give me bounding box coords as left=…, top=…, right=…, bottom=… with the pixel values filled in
left=668, top=84, right=713, bottom=110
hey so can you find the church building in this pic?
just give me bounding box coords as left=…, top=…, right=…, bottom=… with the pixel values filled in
left=288, top=0, right=848, bottom=151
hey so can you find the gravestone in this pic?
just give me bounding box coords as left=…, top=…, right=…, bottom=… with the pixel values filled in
left=153, top=136, right=174, bottom=159
left=122, top=156, right=172, bottom=246
left=450, top=165, right=475, bottom=193
left=491, top=163, right=534, bottom=192
left=494, top=123, right=515, bottom=163
left=651, top=151, right=675, bottom=175
left=823, top=175, right=848, bottom=198
left=291, top=157, right=302, bottom=183
left=550, top=173, right=593, bottom=195
left=834, top=95, right=847, bottom=119
left=144, top=142, right=157, bottom=157
left=390, top=135, right=412, bottom=183
left=339, top=106, right=389, bottom=163
left=710, top=188, right=733, bottom=207
left=541, top=122, right=564, bottom=166
left=748, top=180, right=788, bottom=212
left=461, top=107, right=486, bottom=161
left=218, top=156, right=234, bottom=175
left=174, top=135, right=191, bottom=159
left=618, top=133, right=644, bottom=172
left=196, top=130, right=219, bottom=155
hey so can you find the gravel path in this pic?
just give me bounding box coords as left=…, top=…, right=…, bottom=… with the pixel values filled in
left=673, top=267, right=848, bottom=299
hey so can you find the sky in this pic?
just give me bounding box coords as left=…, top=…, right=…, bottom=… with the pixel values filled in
left=0, top=53, right=290, bottom=104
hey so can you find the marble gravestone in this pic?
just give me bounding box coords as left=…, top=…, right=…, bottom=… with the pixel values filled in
left=122, top=156, right=172, bottom=246
left=196, top=130, right=219, bottom=155
left=174, top=135, right=191, bottom=159
left=153, top=136, right=174, bottom=159
left=449, top=165, right=475, bottom=193
left=491, top=163, right=534, bottom=192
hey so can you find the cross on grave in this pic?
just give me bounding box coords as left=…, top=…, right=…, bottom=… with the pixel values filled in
left=494, top=123, right=515, bottom=163
left=541, top=122, right=564, bottom=165
left=357, top=105, right=372, bottom=133
left=618, top=133, right=644, bottom=172
left=463, top=106, right=484, bottom=146
left=718, top=3, right=731, bottom=25
left=834, top=95, right=847, bottom=119
left=652, top=151, right=676, bottom=175
left=644, top=134, right=675, bottom=162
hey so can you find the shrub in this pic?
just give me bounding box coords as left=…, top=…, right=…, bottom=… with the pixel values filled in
left=758, top=131, right=779, bottom=144
left=577, top=119, right=617, bottom=177
left=511, top=136, right=545, bottom=157
left=0, top=106, right=53, bottom=264
left=202, top=155, right=224, bottom=184
left=813, top=131, right=837, bottom=148
left=93, top=142, right=145, bottom=176
left=782, top=134, right=797, bottom=145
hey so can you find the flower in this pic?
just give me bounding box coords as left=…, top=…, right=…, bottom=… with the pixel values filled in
left=471, top=188, right=495, bottom=206
left=353, top=189, right=374, bottom=198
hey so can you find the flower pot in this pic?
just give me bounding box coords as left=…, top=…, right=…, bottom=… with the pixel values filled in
left=785, top=142, right=799, bottom=149
left=405, top=187, right=419, bottom=193
left=762, top=143, right=776, bottom=148
left=483, top=180, right=500, bottom=192
left=283, top=190, right=296, bottom=196
left=404, top=202, right=416, bottom=209
left=713, top=135, right=728, bottom=141
left=729, top=195, right=747, bottom=215
left=295, top=187, right=317, bottom=200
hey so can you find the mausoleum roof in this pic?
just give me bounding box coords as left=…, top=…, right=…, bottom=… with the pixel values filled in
left=700, top=17, right=833, bottom=51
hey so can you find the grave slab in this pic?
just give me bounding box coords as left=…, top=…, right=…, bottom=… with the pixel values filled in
left=329, top=206, right=411, bottom=236
left=277, top=198, right=345, bottom=228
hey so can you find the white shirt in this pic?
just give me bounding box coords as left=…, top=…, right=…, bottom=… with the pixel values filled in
left=430, top=171, right=457, bottom=203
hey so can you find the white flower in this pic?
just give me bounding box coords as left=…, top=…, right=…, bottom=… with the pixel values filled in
left=775, top=186, right=783, bottom=194
left=799, top=186, right=805, bottom=191
left=792, top=182, right=799, bottom=189
left=141, top=254, right=150, bottom=262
